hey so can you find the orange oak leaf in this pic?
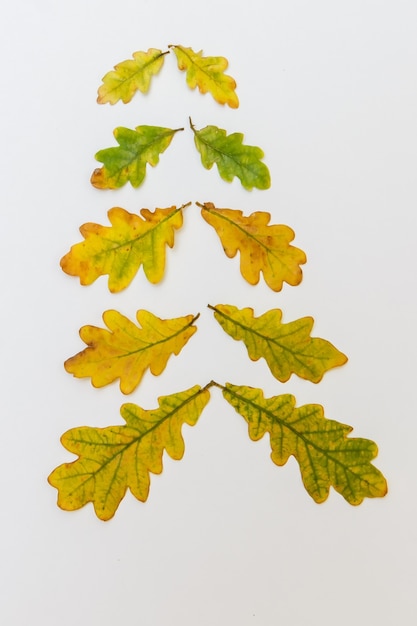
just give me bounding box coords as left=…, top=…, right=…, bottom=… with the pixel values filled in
left=199, top=202, right=306, bottom=291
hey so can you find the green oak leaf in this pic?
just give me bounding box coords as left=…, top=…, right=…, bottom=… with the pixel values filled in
left=209, top=304, right=347, bottom=383
left=91, top=125, right=183, bottom=189
left=220, top=382, right=388, bottom=505
left=190, top=118, right=271, bottom=190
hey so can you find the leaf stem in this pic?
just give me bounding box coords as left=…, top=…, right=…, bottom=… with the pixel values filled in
left=189, top=117, right=196, bottom=134
left=203, top=380, right=224, bottom=391
left=190, top=312, right=200, bottom=325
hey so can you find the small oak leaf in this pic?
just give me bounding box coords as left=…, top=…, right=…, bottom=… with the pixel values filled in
left=170, top=45, right=239, bottom=108
left=97, top=48, right=168, bottom=105
left=91, top=125, right=183, bottom=189
left=210, top=304, right=347, bottom=383
left=199, top=202, right=306, bottom=291
left=65, top=309, right=199, bottom=394
left=61, top=203, right=187, bottom=293
left=221, top=383, right=388, bottom=505
left=48, top=385, right=211, bottom=521
left=190, top=119, right=270, bottom=190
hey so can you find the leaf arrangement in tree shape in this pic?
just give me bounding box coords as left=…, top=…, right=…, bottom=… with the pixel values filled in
left=48, top=385, right=211, bottom=521
left=190, top=119, right=271, bottom=190
left=199, top=202, right=306, bottom=291
left=97, top=48, right=168, bottom=105
left=64, top=309, right=199, bottom=394
left=210, top=304, right=347, bottom=383
left=220, top=383, right=388, bottom=504
left=61, top=203, right=187, bottom=292
left=91, top=125, right=183, bottom=189
left=170, top=45, right=239, bottom=108
left=50, top=45, right=388, bottom=520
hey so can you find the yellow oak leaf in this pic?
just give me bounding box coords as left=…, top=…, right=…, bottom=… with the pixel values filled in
left=65, top=310, right=199, bottom=394
left=48, top=385, right=211, bottom=520
left=220, top=383, right=388, bottom=504
left=209, top=304, right=347, bottom=383
left=199, top=202, right=306, bottom=291
left=97, top=48, right=168, bottom=105
left=61, top=204, right=187, bottom=293
left=170, top=45, right=239, bottom=108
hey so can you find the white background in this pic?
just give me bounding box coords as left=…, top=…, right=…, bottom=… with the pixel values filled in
left=1, top=1, right=416, bottom=624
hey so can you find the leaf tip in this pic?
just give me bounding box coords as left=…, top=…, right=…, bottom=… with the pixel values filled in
left=90, top=168, right=108, bottom=189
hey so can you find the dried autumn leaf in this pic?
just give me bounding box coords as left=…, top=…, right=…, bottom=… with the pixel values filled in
left=220, top=383, right=387, bottom=504
left=61, top=203, right=187, bottom=293
left=97, top=48, right=168, bottom=105
left=209, top=304, right=347, bottom=383
left=65, top=310, right=199, bottom=394
left=48, top=385, right=210, bottom=521
left=190, top=119, right=270, bottom=190
left=170, top=45, right=239, bottom=108
left=91, top=125, right=183, bottom=189
left=199, top=202, right=306, bottom=291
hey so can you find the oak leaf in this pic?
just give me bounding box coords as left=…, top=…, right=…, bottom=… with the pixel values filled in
left=65, top=310, right=199, bottom=394
left=48, top=385, right=210, bottom=521
left=61, top=204, right=187, bottom=292
left=220, top=383, right=387, bottom=504
left=199, top=202, right=306, bottom=291
left=91, top=125, right=183, bottom=189
left=97, top=48, right=168, bottom=105
left=170, top=45, right=239, bottom=108
left=209, top=304, right=347, bottom=383
left=190, top=119, right=270, bottom=190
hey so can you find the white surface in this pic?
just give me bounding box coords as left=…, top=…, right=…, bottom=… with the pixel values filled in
left=1, top=1, right=416, bottom=624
